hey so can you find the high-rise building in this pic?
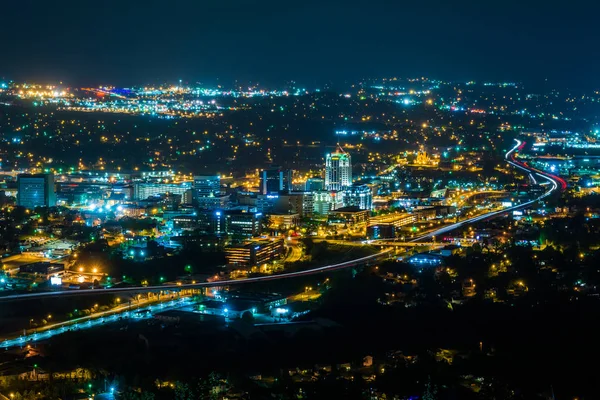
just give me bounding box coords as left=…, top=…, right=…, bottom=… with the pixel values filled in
left=325, top=151, right=352, bottom=191
left=193, top=175, right=221, bottom=198
left=259, top=166, right=291, bottom=195
left=17, top=173, right=56, bottom=208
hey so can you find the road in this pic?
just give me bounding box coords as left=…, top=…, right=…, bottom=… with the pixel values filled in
left=407, top=139, right=560, bottom=242
left=0, top=250, right=393, bottom=302
left=18, top=292, right=185, bottom=337
left=1, top=298, right=192, bottom=350
left=284, top=240, right=303, bottom=263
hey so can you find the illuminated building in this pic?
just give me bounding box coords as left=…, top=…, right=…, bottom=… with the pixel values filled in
left=259, top=166, right=291, bottom=195
left=368, top=213, right=417, bottom=228
left=325, top=151, right=352, bottom=191
left=225, top=239, right=284, bottom=266
left=313, top=191, right=343, bottom=215
left=342, top=184, right=373, bottom=210
left=269, top=213, right=300, bottom=229
left=193, top=175, right=221, bottom=197
left=327, top=206, right=370, bottom=227
left=196, top=194, right=230, bottom=210
left=17, top=173, right=56, bottom=208
left=222, top=210, right=262, bottom=236
left=256, top=194, right=279, bottom=213
left=133, top=182, right=192, bottom=203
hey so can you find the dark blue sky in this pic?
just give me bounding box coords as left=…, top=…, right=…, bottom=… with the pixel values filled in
left=1, top=0, right=598, bottom=89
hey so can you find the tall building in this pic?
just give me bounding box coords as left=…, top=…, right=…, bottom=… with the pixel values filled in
left=193, top=175, right=221, bottom=198
left=17, top=173, right=56, bottom=208
left=325, top=151, right=352, bottom=191
left=259, top=166, right=291, bottom=195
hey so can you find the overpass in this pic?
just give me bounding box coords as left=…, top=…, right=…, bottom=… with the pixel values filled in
left=0, top=250, right=393, bottom=302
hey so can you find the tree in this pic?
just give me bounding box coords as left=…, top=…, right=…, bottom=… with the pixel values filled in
left=241, top=310, right=255, bottom=324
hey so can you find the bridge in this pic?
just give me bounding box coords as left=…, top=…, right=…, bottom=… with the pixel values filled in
left=0, top=250, right=393, bottom=302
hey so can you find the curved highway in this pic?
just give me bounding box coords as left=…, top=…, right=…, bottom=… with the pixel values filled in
left=407, top=139, right=561, bottom=242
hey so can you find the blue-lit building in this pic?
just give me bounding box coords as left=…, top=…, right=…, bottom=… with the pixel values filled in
left=193, top=175, right=221, bottom=197
left=17, top=173, right=56, bottom=208
left=343, top=184, right=373, bottom=210
left=259, top=166, right=291, bottom=195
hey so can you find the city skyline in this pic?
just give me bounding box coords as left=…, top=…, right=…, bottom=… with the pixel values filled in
left=2, top=2, right=600, bottom=399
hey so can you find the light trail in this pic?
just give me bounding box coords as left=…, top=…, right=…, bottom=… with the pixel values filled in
left=0, top=251, right=392, bottom=302
left=1, top=298, right=192, bottom=350
left=406, top=139, right=559, bottom=242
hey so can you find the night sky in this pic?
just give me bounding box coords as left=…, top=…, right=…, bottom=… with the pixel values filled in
left=1, top=0, right=598, bottom=88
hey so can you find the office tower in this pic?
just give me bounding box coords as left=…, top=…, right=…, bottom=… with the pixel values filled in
left=325, top=151, right=352, bottom=191
left=193, top=175, right=221, bottom=198
left=17, top=173, right=56, bottom=208
left=259, top=166, right=291, bottom=195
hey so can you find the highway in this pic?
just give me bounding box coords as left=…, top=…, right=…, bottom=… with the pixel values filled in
left=1, top=298, right=192, bottom=350
left=407, top=139, right=560, bottom=242
left=0, top=250, right=393, bottom=302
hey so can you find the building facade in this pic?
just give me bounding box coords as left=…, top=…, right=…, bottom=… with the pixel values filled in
left=133, top=182, right=192, bottom=202
left=225, top=239, right=284, bottom=266
left=193, top=175, right=221, bottom=198
left=17, top=173, right=56, bottom=208
left=325, top=151, right=352, bottom=191
left=343, top=184, right=373, bottom=210
left=259, top=167, right=291, bottom=195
